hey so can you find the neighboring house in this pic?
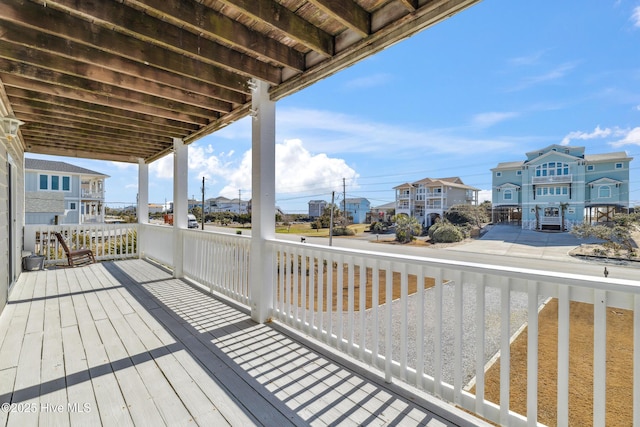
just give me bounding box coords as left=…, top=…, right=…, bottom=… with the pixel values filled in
left=206, top=196, right=249, bottom=214
left=491, top=144, right=633, bottom=231
left=344, top=198, right=370, bottom=224
left=394, top=177, right=479, bottom=227
left=308, top=200, right=327, bottom=218
left=25, top=158, right=109, bottom=225
left=367, top=202, right=395, bottom=223
left=148, top=203, right=165, bottom=214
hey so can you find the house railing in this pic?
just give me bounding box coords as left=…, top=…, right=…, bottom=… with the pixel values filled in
left=264, top=238, right=639, bottom=427
left=532, top=175, right=572, bottom=184
left=24, top=223, right=138, bottom=265
left=182, top=229, right=251, bottom=306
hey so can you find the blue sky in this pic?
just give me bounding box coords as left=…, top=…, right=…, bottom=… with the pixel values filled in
left=28, top=1, right=640, bottom=213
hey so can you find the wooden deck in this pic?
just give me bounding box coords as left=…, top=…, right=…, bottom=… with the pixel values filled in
left=0, top=259, right=483, bottom=426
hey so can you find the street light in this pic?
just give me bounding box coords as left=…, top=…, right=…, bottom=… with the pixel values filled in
left=0, top=115, right=24, bottom=142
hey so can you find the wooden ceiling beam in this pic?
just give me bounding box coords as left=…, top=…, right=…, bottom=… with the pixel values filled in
left=398, top=0, right=418, bottom=11
left=0, top=19, right=249, bottom=101
left=216, top=0, right=334, bottom=56
left=23, top=138, right=158, bottom=160
left=0, top=0, right=282, bottom=85
left=0, top=56, right=232, bottom=115
left=308, top=0, right=370, bottom=38
left=9, top=95, right=200, bottom=133
left=23, top=124, right=170, bottom=147
left=14, top=107, right=193, bottom=137
left=25, top=143, right=147, bottom=164
left=131, top=0, right=305, bottom=71
left=1, top=74, right=212, bottom=125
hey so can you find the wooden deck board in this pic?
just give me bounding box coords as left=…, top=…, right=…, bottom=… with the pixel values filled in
left=0, top=259, right=475, bottom=427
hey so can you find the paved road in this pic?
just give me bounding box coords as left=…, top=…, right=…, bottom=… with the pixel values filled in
left=204, top=224, right=639, bottom=281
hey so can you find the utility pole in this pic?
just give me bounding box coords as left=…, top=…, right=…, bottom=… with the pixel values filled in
left=239, top=189, right=242, bottom=214
left=343, top=177, right=346, bottom=225
left=201, top=176, right=205, bottom=230
left=329, top=191, right=335, bottom=246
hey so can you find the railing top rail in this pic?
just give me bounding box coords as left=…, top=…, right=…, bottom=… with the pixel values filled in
left=266, top=237, right=640, bottom=293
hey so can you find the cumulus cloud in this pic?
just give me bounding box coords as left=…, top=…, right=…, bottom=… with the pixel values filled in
left=471, top=112, right=519, bottom=128
left=560, top=125, right=619, bottom=145
left=218, top=139, right=359, bottom=199
left=610, top=127, right=640, bottom=147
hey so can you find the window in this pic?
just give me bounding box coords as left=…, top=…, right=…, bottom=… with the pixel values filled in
left=535, top=162, right=569, bottom=177
left=496, top=172, right=502, bottom=177
left=598, top=186, right=611, bottom=198
left=37, top=174, right=71, bottom=192
left=587, top=165, right=594, bottom=171
left=69, top=202, right=77, bottom=210
left=616, top=163, right=623, bottom=169
left=517, top=170, right=522, bottom=175
left=503, top=189, right=512, bottom=200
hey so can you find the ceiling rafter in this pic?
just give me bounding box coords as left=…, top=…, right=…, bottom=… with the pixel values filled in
left=308, top=0, right=370, bottom=38
left=216, top=0, right=335, bottom=56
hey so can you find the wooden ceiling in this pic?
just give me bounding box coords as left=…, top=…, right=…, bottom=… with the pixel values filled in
left=0, top=0, right=481, bottom=163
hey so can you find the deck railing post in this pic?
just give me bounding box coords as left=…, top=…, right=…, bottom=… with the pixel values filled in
left=249, top=79, right=275, bottom=323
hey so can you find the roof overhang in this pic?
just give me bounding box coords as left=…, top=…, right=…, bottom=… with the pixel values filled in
left=0, top=0, right=482, bottom=164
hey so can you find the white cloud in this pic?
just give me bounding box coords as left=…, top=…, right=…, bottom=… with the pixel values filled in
left=508, top=51, right=546, bottom=66
left=471, top=112, right=519, bottom=128
left=632, top=6, right=640, bottom=27
left=560, top=125, right=619, bottom=145
left=610, top=127, right=640, bottom=147
left=218, top=139, right=359, bottom=200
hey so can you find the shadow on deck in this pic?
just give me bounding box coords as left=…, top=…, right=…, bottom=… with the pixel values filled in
left=0, top=259, right=485, bottom=426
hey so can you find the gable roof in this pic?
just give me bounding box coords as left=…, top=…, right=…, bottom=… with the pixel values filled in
left=25, top=158, right=109, bottom=177
left=585, top=152, right=633, bottom=162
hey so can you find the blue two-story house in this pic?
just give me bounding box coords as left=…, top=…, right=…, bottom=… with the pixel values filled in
left=344, top=198, right=370, bottom=224
left=491, top=145, right=633, bottom=231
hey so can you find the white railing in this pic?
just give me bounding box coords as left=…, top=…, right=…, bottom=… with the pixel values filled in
left=266, top=239, right=640, bottom=427
left=532, top=175, right=572, bottom=184
left=139, top=223, right=174, bottom=267
left=182, top=229, right=251, bottom=306
left=24, top=223, right=138, bottom=265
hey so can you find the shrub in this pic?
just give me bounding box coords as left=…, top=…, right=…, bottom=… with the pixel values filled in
left=430, top=222, right=464, bottom=243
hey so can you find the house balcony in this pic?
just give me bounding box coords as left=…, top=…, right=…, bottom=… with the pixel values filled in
left=532, top=175, right=572, bottom=185
left=81, top=190, right=105, bottom=199
left=14, top=223, right=638, bottom=426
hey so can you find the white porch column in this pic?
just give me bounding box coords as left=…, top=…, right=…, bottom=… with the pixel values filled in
left=138, top=159, right=149, bottom=224
left=250, top=79, right=275, bottom=323
left=137, top=159, right=149, bottom=259
left=173, top=137, right=188, bottom=278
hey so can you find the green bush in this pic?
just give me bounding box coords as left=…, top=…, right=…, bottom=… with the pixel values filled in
left=430, top=222, right=464, bottom=243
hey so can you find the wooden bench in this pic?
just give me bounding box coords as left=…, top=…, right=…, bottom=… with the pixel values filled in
left=54, top=232, right=96, bottom=267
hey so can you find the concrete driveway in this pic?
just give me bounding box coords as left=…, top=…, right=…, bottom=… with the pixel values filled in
left=444, top=224, right=601, bottom=262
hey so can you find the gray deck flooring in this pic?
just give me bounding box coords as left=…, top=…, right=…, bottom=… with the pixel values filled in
left=0, top=259, right=481, bottom=426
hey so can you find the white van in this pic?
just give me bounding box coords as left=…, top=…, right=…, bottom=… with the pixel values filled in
left=187, top=214, right=199, bottom=229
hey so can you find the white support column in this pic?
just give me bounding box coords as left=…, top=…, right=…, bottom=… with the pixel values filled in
left=249, top=79, right=276, bottom=323
left=137, top=159, right=149, bottom=259
left=138, top=159, right=149, bottom=224
left=173, top=138, right=188, bottom=278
